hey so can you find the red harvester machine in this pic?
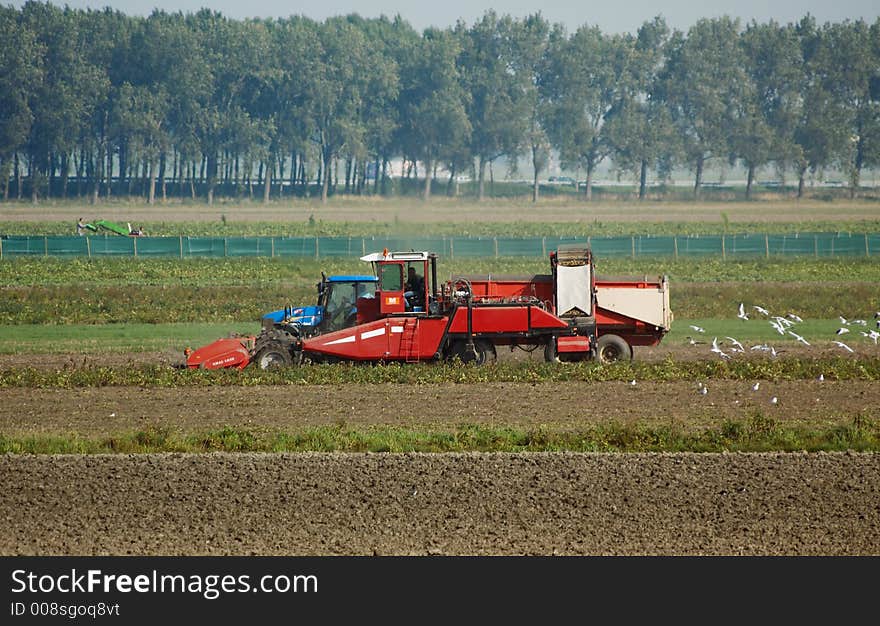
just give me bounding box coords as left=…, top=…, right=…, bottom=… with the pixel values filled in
left=185, top=244, right=672, bottom=368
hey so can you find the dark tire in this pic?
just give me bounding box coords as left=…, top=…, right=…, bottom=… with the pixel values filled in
left=596, top=334, right=632, bottom=363
left=253, top=342, right=293, bottom=369
left=448, top=339, right=495, bottom=365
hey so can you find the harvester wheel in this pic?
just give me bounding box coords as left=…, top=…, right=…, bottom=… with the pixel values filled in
left=448, top=339, right=495, bottom=365
left=596, top=334, right=632, bottom=363
left=253, top=342, right=293, bottom=369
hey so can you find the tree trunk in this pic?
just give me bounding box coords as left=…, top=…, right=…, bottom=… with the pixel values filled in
left=380, top=159, right=388, bottom=196
left=531, top=145, right=540, bottom=203
left=797, top=167, right=806, bottom=199
left=447, top=163, right=457, bottom=197
left=321, top=149, right=331, bottom=204
left=693, top=156, right=704, bottom=198
left=158, top=151, right=167, bottom=202
left=189, top=162, right=196, bottom=200
left=15, top=152, right=22, bottom=200
left=263, top=153, right=272, bottom=204
left=147, top=160, right=156, bottom=204
left=639, top=159, right=648, bottom=200
left=584, top=165, right=593, bottom=202
left=206, top=152, right=217, bottom=205
left=746, top=163, right=755, bottom=200
left=423, top=155, right=433, bottom=200
left=478, top=156, right=487, bottom=201
left=344, top=156, right=352, bottom=194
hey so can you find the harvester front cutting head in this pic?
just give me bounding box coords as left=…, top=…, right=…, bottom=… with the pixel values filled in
left=185, top=335, right=255, bottom=369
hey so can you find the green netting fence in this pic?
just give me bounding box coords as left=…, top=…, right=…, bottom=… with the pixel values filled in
left=1, top=233, right=878, bottom=259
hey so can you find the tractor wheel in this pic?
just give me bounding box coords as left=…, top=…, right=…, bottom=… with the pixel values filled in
left=253, top=342, right=293, bottom=369
left=448, top=339, right=495, bottom=365
left=596, top=334, right=632, bottom=363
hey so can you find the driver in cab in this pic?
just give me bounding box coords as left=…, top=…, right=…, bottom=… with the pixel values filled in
left=404, top=266, right=425, bottom=310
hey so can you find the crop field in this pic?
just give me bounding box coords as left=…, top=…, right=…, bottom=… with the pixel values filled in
left=1, top=201, right=879, bottom=555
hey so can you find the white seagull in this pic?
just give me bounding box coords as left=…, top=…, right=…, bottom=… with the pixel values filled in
left=833, top=341, right=854, bottom=353
left=711, top=337, right=730, bottom=359
left=818, top=374, right=825, bottom=381
left=737, top=303, right=749, bottom=321
left=771, top=396, right=778, bottom=405
left=751, top=382, right=760, bottom=391
left=686, top=336, right=705, bottom=346
left=689, top=324, right=705, bottom=333
left=770, top=320, right=786, bottom=335
left=753, top=305, right=770, bottom=316
left=725, top=336, right=745, bottom=352
left=786, top=313, right=803, bottom=323
left=788, top=331, right=810, bottom=346
left=836, top=327, right=850, bottom=335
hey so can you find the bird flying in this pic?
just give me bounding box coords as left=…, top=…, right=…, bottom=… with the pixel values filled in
left=737, top=303, right=749, bottom=321
left=786, top=313, right=803, bottom=323
left=689, top=324, right=705, bottom=333
left=753, top=305, right=770, bottom=315
left=711, top=337, right=730, bottom=359
left=725, top=336, right=745, bottom=352
left=833, top=341, right=854, bottom=353
left=787, top=331, right=810, bottom=346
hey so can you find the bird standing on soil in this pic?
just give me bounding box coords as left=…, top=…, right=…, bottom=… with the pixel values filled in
left=686, top=336, right=705, bottom=346
left=771, top=396, right=779, bottom=405
left=751, top=382, right=760, bottom=391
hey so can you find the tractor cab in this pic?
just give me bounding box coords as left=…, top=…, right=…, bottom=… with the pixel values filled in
left=359, top=250, right=438, bottom=318
left=263, top=275, right=378, bottom=335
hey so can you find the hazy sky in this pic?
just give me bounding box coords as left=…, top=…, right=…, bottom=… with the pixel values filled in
left=9, top=0, right=880, bottom=33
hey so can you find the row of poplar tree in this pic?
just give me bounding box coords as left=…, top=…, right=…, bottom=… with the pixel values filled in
left=1, top=2, right=878, bottom=204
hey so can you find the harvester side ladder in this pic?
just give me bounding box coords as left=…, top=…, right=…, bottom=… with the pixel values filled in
left=400, top=317, right=420, bottom=362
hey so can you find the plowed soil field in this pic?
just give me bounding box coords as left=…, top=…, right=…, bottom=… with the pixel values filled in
left=2, top=348, right=878, bottom=556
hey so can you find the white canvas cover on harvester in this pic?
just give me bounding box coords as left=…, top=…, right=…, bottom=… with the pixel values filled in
left=556, top=263, right=592, bottom=317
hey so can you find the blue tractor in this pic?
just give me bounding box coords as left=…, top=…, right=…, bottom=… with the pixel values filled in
left=253, top=274, right=378, bottom=367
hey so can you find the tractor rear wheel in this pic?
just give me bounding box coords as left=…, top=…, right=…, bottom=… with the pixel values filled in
left=596, top=334, right=632, bottom=363
left=253, top=342, right=293, bottom=369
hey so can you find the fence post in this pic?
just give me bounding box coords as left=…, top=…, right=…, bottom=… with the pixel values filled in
left=673, top=236, right=678, bottom=260
left=764, top=233, right=769, bottom=259
left=44, top=236, right=48, bottom=257
left=814, top=235, right=818, bottom=258
left=86, top=236, right=91, bottom=258
left=224, top=237, right=228, bottom=257
left=493, top=237, right=498, bottom=258
left=271, top=237, right=275, bottom=258
left=830, top=236, right=834, bottom=257
left=362, top=238, right=366, bottom=255
left=541, top=237, right=546, bottom=257
left=450, top=237, right=454, bottom=260
left=314, top=237, right=319, bottom=260
left=631, top=236, right=635, bottom=259
left=866, top=233, right=870, bottom=257
left=721, top=235, right=726, bottom=261
left=133, top=236, right=137, bottom=258
left=0, top=236, right=3, bottom=259
left=179, top=235, right=184, bottom=259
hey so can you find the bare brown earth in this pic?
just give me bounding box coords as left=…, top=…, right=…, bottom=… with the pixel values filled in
left=1, top=346, right=878, bottom=556
left=2, top=198, right=878, bottom=224
left=1, top=452, right=877, bottom=555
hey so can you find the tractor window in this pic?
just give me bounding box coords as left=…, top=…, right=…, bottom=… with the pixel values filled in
left=380, top=264, right=403, bottom=291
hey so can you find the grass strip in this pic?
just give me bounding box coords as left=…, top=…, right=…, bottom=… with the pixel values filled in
left=0, top=356, right=878, bottom=388
left=1, top=415, right=878, bottom=454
